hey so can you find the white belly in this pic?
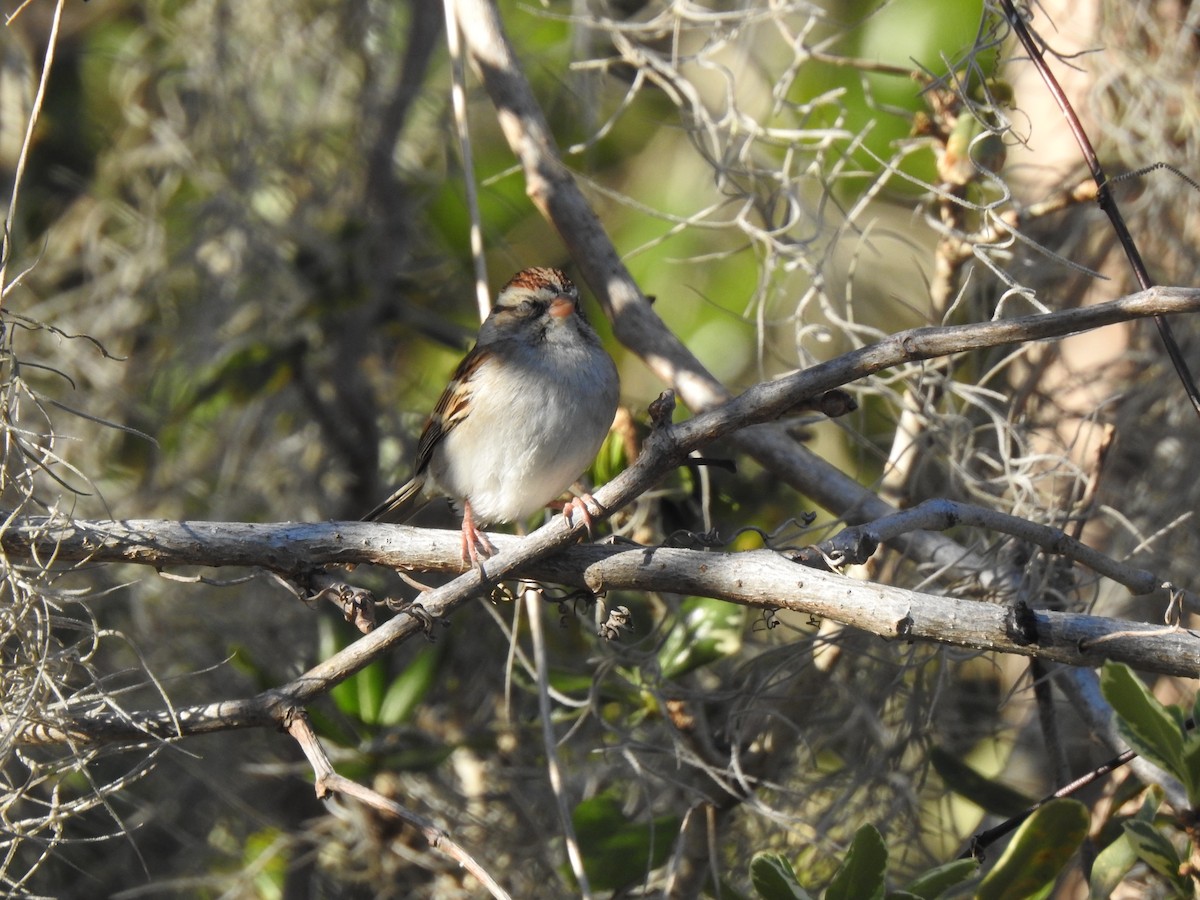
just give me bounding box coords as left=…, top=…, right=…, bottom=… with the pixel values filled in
left=426, top=339, right=618, bottom=524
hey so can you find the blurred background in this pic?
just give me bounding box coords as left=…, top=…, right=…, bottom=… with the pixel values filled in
left=2, top=0, right=1199, bottom=896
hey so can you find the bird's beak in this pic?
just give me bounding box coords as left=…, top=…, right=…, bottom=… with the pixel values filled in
left=549, top=296, right=575, bottom=319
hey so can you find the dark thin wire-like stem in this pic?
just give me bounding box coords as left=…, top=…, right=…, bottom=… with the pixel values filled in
left=1000, top=0, right=1200, bottom=417
left=962, top=746, right=1138, bottom=859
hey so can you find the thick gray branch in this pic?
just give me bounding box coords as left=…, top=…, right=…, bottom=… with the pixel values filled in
left=7, top=516, right=1199, bottom=678
left=6, top=515, right=1197, bottom=746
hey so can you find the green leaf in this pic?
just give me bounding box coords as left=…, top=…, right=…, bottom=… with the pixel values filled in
left=976, top=798, right=1088, bottom=900
left=826, top=824, right=887, bottom=900
left=549, top=671, right=603, bottom=697
left=1090, top=791, right=1165, bottom=899
left=240, top=827, right=287, bottom=899
left=1182, top=735, right=1200, bottom=808
left=1100, top=662, right=1186, bottom=783
left=570, top=793, right=679, bottom=893
left=305, top=705, right=358, bottom=749
left=320, top=618, right=361, bottom=719
left=657, top=597, right=745, bottom=679
left=901, top=858, right=980, bottom=899
left=749, top=852, right=812, bottom=900
left=1122, top=820, right=1188, bottom=889
left=1088, top=831, right=1137, bottom=900
left=591, top=429, right=629, bottom=484
left=1136, top=787, right=1165, bottom=822
left=930, top=746, right=1035, bottom=817
left=228, top=644, right=274, bottom=691
left=376, top=644, right=441, bottom=726
left=354, top=658, right=387, bottom=725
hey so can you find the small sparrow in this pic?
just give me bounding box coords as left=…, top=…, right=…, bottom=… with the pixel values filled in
left=364, top=267, right=620, bottom=562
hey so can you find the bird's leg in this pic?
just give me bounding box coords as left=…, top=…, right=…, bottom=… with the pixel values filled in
left=461, top=500, right=497, bottom=566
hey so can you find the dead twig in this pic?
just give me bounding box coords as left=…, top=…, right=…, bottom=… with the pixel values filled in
left=283, top=707, right=512, bottom=900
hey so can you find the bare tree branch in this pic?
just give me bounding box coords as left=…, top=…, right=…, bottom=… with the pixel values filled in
left=283, top=708, right=513, bottom=900
left=5, top=508, right=1199, bottom=752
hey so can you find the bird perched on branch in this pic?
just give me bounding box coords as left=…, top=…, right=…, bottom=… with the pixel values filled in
left=364, top=267, right=620, bottom=564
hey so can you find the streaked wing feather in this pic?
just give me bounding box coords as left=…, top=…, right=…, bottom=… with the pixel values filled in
left=414, top=346, right=490, bottom=474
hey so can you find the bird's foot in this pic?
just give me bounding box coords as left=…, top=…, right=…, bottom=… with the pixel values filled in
left=460, top=501, right=497, bottom=568
left=562, top=493, right=605, bottom=539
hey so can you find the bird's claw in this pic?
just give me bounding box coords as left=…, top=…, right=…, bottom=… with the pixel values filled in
left=563, top=493, right=604, bottom=538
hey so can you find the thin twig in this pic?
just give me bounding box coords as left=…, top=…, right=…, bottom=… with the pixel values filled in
left=812, top=498, right=1177, bottom=599
left=283, top=707, right=512, bottom=899
left=1, top=0, right=66, bottom=305
left=523, top=582, right=592, bottom=898
left=442, top=4, right=491, bottom=321
left=963, top=741, right=1141, bottom=860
